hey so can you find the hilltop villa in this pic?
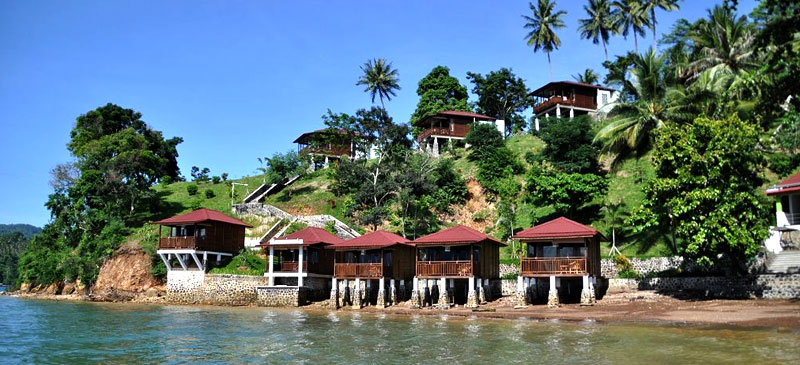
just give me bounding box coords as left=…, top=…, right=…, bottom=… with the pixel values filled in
left=414, top=110, right=505, bottom=156
left=260, top=227, right=341, bottom=302
left=294, top=128, right=374, bottom=170
left=512, top=217, right=605, bottom=307
left=765, top=171, right=800, bottom=253
left=329, top=230, right=415, bottom=309
left=155, top=208, right=252, bottom=272
left=530, top=81, right=618, bottom=131
left=410, top=225, right=505, bottom=309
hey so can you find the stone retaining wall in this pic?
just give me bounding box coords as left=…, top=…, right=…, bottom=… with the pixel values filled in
left=256, top=287, right=307, bottom=307
left=166, top=272, right=271, bottom=305
left=601, top=256, right=687, bottom=278
left=608, top=274, right=800, bottom=299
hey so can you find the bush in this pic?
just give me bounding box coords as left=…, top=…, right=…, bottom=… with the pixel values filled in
left=186, top=184, right=198, bottom=196
left=502, top=272, right=518, bottom=280
left=221, top=173, right=228, bottom=181
left=283, top=221, right=308, bottom=235
left=204, top=189, right=215, bottom=199
left=211, top=176, right=221, bottom=184
left=617, top=269, right=640, bottom=279
left=209, top=249, right=265, bottom=276
left=613, top=254, right=633, bottom=271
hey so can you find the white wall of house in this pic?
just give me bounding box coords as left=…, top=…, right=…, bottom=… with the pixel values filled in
left=476, top=119, right=505, bottom=139
left=596, top=90, right=619, bottom=114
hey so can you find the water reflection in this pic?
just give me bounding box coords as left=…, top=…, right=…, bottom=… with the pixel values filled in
left=0, top=297, right=797, bottom=364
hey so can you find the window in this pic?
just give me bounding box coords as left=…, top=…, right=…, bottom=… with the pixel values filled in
left=602, top=93, right=608, bottom=105
left=543, top=244, right=557, bottom=258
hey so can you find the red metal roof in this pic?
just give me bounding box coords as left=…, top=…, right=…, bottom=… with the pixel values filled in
left=513, top=217, right=605, bottom=241
left=333, top=230, right=411, bottom=250
left=264, top=227, right=344, bottom=246
left=766, top=172, right=800, bottom=196
left=530, top=80, right=615, bottom=96
left=153, top=208, right=252, bottom=227
left=413, top=225, right=505, bottom=246
left=293, top=128, right=364, bottom=144
left=414, top=110, right=496, bottom=126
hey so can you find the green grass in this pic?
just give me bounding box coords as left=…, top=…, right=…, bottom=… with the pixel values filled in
left=208, top=250, right=266, bottom=276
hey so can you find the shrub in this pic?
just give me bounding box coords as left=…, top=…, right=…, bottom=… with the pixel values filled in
left=613, top=254, right=633, bottom=272
left=617, top=269, right=640, bottom=279
left=186, top=184, right=198, bottom=196
left=204, top=189, right=215, bottom=199
left=502, top=272, right=518, bottom=280
left=284, top=222, right=308, bottom=235
left=324, top=221, right=337, bottom=235
left=211, top=176, right=221, bottom=184
left=221, top=173, right=228, bottom=181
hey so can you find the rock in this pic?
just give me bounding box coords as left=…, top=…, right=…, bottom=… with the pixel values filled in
left=62, top=282, right=76, bottom=295
left=43, top=282, right=63, bottom=295
left=19, top=283, right=30, bottom=292
left=94, top=240, right=162, bottom=295
left=145, top=287, right=160, bottom=298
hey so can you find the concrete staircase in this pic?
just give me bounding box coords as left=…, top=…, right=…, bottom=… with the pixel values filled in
left=767, top=250, right=800, bottom=274
left=241, top=175, right=301, bottom=204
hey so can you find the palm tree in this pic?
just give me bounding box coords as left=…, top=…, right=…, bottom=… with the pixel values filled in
left=523, top=0, right=567, bottom=80
left=689, top=5, right=757, bottom=79
left=642, top=0, right=680, bottom=50
left=612, top=0, right=650, bottom=54
left=573, top=68, right=601, bottom=84
left=578, top=0, right=619, bottom=61
left=356, top=58, right=400, bottom=110
left=594, top=49, right=696, bottom=156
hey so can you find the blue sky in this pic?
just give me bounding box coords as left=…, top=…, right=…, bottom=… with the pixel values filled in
left=0, top=0, right=758, bottom=227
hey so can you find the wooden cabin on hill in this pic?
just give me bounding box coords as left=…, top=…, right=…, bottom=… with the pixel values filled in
left=530, top=81, right=618, bottom=131
left=765, top=171, right=800, bottom=253
left=154, top=208, right=252, bottom=272
left=294, top=128, right=373, bottom=170
left=329, top=230, right=415, bottom=308
left=512, top=217, right=605, bottom=307
left=410, top=225, right=505, bottom=309
left=413, top=110, right=505, bottom=156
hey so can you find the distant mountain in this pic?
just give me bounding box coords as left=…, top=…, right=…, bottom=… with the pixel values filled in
left=0, top=224, right=42, bottom=238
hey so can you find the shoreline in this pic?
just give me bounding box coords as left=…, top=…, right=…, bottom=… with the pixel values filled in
left=5, top=290, right=800, bottom=330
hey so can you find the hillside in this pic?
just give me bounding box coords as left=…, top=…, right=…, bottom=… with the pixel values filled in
left=139, top=133, right=670, bottom=265
left=0, top=224, right=41, bottom=238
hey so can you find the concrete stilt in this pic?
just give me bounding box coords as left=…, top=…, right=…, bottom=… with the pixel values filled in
left=424, top=279, right=432, bottom=307
left=330, top=277, right=339, bottom=308
left=410, top=277, right=420, bottom=309
left=389, top=279, right=396, bottom=306
left=343, top=279, right=350, bottom=306
left=399, top=279, right=405, bottom=301
left=547, top=275, right=560, bottom=308
left=466, top=276, right=479, bottom=308
left=590, top=276, right=597, bottom=303
left=477, top=277, right=486, bottom=304
left=437, top=278, right=449, bottom=309
left=482, top=278, right=490, bottom=302
left=376, top=278, right=386, bottom=308
left=580, top=275, right=593, bottom=306
left=527, top=278, right=537, bottom=303
left=352, top=278, right=362, bottom=309
left=514, top=276, right=526, bottom=307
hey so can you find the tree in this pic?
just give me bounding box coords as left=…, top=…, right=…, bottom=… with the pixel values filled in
left=263, top=150, right=306, bottom=185
left=539, top=115, right=599, bottom=173
left=409, top=66, right=471, bottom=137
left=578, top=0, right=619, bottom=61
left=19, top=103, right=182, bottom=286
left=465, top=123, right=523, bottom=194
left=630, top=116, right=770, bottom=270
left=466, top=68, right=532, bottom=136
left=190, top=166, right=210, bottom=182
left=356, top=58, right=401, bottom=109
left=464, top=122, right=506, bottom=161
left=612, top=0, right=650, bottom=53
left=523, top=0, right=567, bottom=80
left=642, top=0, right=680, bottom=50
left=573, top=68, right=601, bottom=84
left=689, top=5, right=757, bottom=79
left=0, top=232, right=29, bottom=288
left=525, top=165, right=608, bottom=219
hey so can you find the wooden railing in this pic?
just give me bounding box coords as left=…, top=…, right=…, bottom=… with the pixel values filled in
left=159, top=236, right=205, bottom=250
left=274, top=261, right=307, bottom=272
left=334, top=263, right=383, bottom=278
left=298, top=144, right=352, bottom=157
left=533, top=95, right=597, bottom=114
left=417, top=127, right=467, bottom=141
left=416, top=261, right=472, bottom=277
left=521, top=257, right=586, bottom=276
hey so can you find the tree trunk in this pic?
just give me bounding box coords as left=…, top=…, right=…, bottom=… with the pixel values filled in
left=380, top=96, right=386, bottom=110
left=603, top=41, right=609, bottom=61
left=651, top=10, right=657, bottom=51
left=634, top=33, right=639, bottom=54
left=547, top=52, right=553, bottom=80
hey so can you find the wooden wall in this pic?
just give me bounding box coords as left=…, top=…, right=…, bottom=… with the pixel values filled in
left=475, top=241, right=501, bottom=279
left=205, top=221, right=245, bottom=253
left=389, top=245, right=416, bottom=281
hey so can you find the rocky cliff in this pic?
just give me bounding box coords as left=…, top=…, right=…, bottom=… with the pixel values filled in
left=91, top=241, right=164, bottom=301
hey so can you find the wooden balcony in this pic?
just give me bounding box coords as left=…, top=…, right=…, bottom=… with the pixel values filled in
left=334, top=263, right=383, bottom=278
left=521, top=257, right=587, bottom=277
left=159, top=236, right=206, bottom=250
left=417, top=127, right=468, bottom=142
left=298, top=144, right=352, bottom=157
left=416, top=260, right=472, bottom=278
left=273, top=261, right=307, bottom=272
left=533, top=94, right=597, bottom=114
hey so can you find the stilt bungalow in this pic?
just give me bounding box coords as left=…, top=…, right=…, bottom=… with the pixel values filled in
left=329, top=230, right=415, bottom=309
left=295, top=128, right=374, bottom=170
left=155, top=208, right=252, bottom=272
left=512, top=217, right=605, bottom=307
left=410, top=225, right=505, bottom=309
left=261, top=227, right=342, bottom=300
left=414, top=110, right=505, bottom=156
left=530, top=81, right=618, bottom=131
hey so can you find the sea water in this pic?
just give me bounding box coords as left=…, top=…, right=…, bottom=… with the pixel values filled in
left=0, top=297, right=797, bottom=364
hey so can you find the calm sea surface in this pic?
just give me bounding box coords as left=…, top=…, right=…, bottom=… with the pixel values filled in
left=0, top=297, right=798, bottom=364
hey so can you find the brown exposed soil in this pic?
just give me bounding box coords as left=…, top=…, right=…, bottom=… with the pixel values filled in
left=444, top=179, right=495, bottom=232
left=91, top=240, right=164, bottom=301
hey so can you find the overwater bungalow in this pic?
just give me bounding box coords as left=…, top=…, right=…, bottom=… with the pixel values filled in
left=512, top=217, right=605, bottom=307
left=154, top=208, right=252, bottom=271
left=329, top=230, right=415, bottom=309
left=413, top=110, right=505, bottom=156
left=530, top=81, right=618, bottom=131
left=410, top=225, right=505, bottom=309
left=261, top=227, right=342, bottom=300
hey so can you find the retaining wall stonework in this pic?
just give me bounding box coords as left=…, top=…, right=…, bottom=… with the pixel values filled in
left=256, top=287, right=307, bottom=307
left=166, top=272, right=271, bottom=305
left=601, top=256, right=686, bottom=278
left=608, top=274, right=800, bottom=299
